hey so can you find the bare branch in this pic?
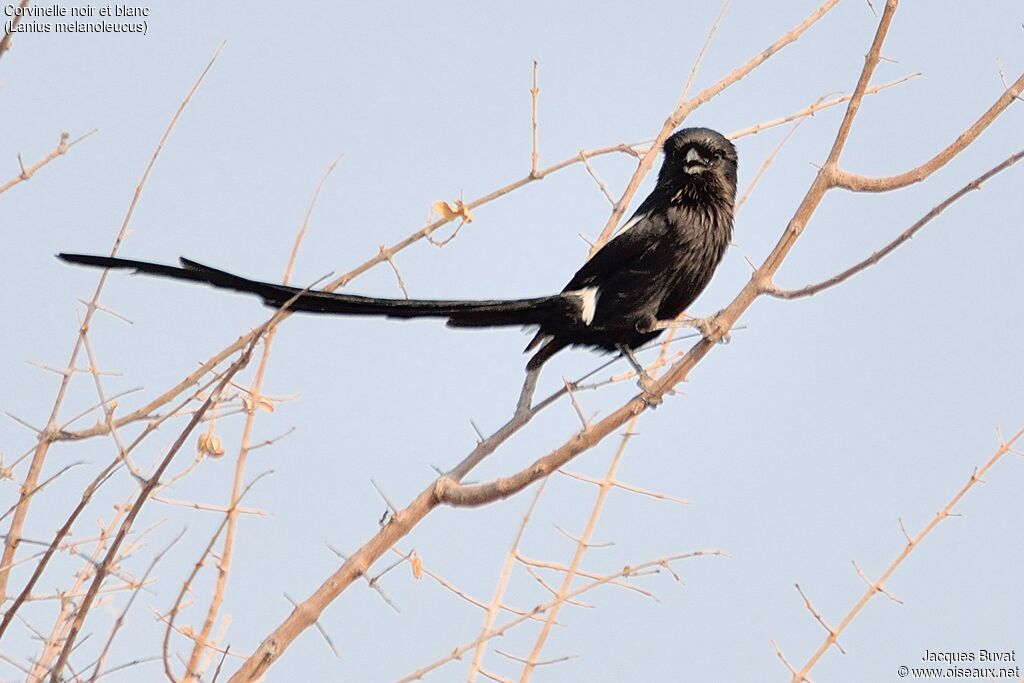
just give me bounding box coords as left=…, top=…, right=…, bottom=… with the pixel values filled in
left=398, top=550, right=721, bottom=682
left=530, top=61, right=539, bottom=178
left=727, top=73, right=920, bottom=140
left=467, top=482, right=549, bottom=680
left=182, top=156, right=340, bottom=682
left=51, top=334, right=262, bottom=680
left=87, top=529, right=186, bottom=682
left=735, top=118, right=805, bottom=213
left=793, top=426, right=1024, bottom=681
left=767, top=148, right=1024, bottom=299
left=0, top=41, right=226, bottom=605
left=0, top=0, right=29, bottom=59
left=578, top=151, right=617, bottom=206
left=0, top=129, right=97, bottom=195
left=794, top=583, right=846, bottom=654
left=831, top=71, right=1024, bottom=192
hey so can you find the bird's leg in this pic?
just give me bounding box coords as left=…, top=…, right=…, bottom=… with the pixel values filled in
left=515, top=366, right=540, bottom=416
left=649, top=312, right=730, bottom=343
left=617, top=345, right=662, bottom=407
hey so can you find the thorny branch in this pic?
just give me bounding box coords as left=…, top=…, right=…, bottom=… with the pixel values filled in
left=0, top=0, right=30, bottom=60
left=178, top=154, right=342, bottom=683
left=398, top=551, right=722, bottom=683
left=0, top=129, right=98, bottom=195
left=780, top=427, right=1024, bottom=682
left=0, top=42, right=226, bottom=607
left=50, top=326, right=266, bottom=681
left=766, top=148, right=1024, bottom=299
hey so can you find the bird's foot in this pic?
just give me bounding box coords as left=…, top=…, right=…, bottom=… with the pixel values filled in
left=617, top=344, right=662, bottom=408
left=651, top=312, right=730, bottom=344
left=638, top=377, right=662, bottom=409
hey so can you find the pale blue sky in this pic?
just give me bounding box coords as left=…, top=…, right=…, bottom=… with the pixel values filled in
left=1, top=2, right=1022, bottom=681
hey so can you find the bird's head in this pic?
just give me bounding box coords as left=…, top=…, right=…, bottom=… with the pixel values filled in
left=659, top=127, right=738, bottom=199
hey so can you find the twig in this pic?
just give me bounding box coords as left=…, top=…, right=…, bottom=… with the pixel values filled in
left=163, top=472, right=272, bottom=681
left=51, top=327, right=264, bottom=681
left=727, top=73, right=920, bottom=140
left=794, top=583, right=846, bottom=655
left=182, top=156, right=340, bottom=682
left=152, top=496, right=268, bottom=516
left=562, top=379, right=590, bottom=429
left=515, top=554, right=654, bottom=599
left=86, top=529, right=186, bottom=682
left=680, top=0, right=731, bottom=102
left=0, top=42, right=225, bottom=607
left=285, top=594, right=341, bottom=659
left=735, top=118, right=805, bottom=213
left=0, top=462, right=84, bottom=523
left=399, top=550, right=721, bottom=682
left=557, top=470, right=689, bottom=505
left=520, top=416, right=640, bottom=681
left=0, top=0, right=29, bottom=59
left=0, top=129, right=98, bottom=195
left=766, top=149, right=1024, bottom=299
left=389, top=547, right=543, bottom=624
left=530, top=61, right=540, bottom=177
left=381, top=246, right=410, bottom=298
left=578, top=151, right=617, bottom=206
left=830, top=71, right=1024, bottom=192
left=325, top=543, right=400, bottom=612
left=790, top=426, right=1023, bottom=681
left=466, top=482, right=549, bottom=681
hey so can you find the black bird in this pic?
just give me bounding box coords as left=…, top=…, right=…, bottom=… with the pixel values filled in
left=59, top=127, right=737, bottom=403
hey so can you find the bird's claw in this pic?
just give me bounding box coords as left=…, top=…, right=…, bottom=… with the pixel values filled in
left=637, top=373, right=662, bottom=408
left=691, top=313, right=730, bottom=344
left=640, top=389, right=662, bottom=409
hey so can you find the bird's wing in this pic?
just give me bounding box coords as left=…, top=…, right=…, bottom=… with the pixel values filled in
left=561, top=209, right=664, bottom=292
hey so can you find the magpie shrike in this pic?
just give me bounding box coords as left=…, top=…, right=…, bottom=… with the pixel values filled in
left=59, top=127, right=737, bottom=402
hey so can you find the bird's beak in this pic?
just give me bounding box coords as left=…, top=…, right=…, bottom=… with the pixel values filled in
left=683, top=147, right=709, bottom=174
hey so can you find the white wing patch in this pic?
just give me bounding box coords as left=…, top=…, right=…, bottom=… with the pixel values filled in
left=566, top=286, right=600, bottom=325
left=617, top=212, right=647, bottom=235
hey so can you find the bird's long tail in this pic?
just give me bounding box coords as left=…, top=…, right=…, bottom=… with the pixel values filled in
left=57, top=253, right=581, bottom=328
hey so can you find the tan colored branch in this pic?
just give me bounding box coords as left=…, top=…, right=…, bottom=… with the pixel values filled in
left=180, top=155, right=341, bottom=683
left=768, top=148, right=1024, bottom=299
left=50, top=331, right=263, bottom=680
left=0, top=0, right=30, bottom=61
left=0, top=129, right=97, bottom=195
left=0, top=42, right=225, bottom=605
left=530, top=61, right=539, bottom=178
left=832, top=71, right=1024, bottom=192
left=466, top=483, right=549, bottom=681
left=727, top=73, right=920, bottom=141
left=789, top=427, right=1024, bottom=681
left=398, top=550, right=721, bottom=682
left=519, top=416, right=640, bottom=682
